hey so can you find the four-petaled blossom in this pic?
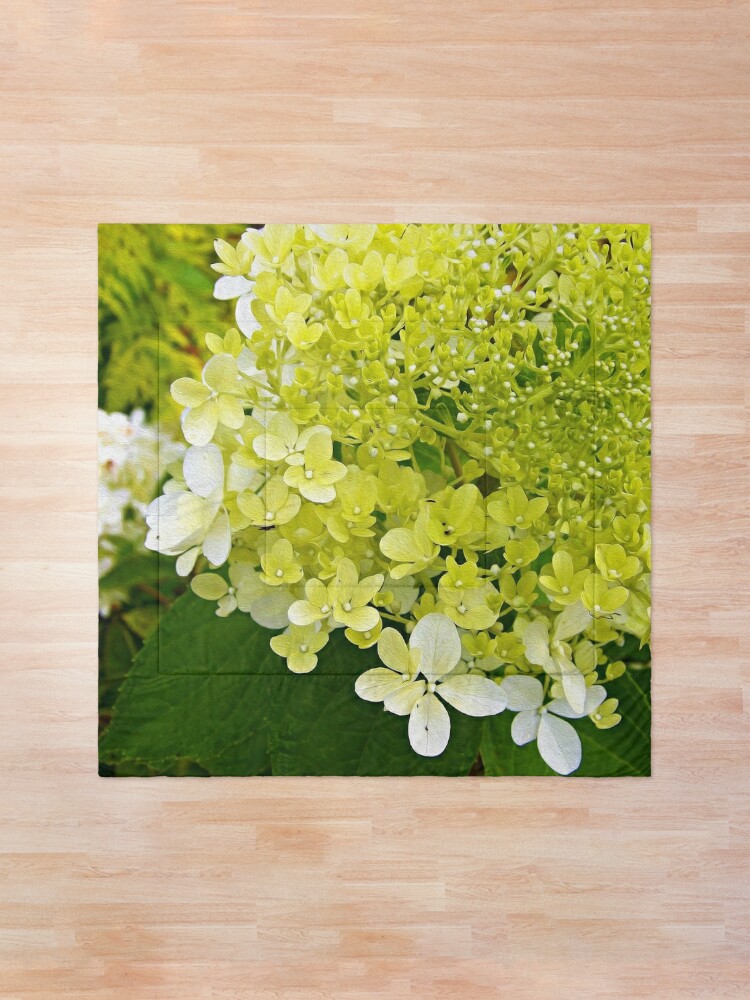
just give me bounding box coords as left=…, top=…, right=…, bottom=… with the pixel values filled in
left=502, top=675, right=607, bottom=775
left=283, top=431, right=347, bottom=503
left=539, top=550, right=590, bottom=606
left=237, top=477, right=301, bottom=527
left=329, top=558, right=384, bottom=632
left=521, top=602, right=594, bottom=714
left=595, top=543, right=641, bottom=583
left=171, top=354, right=246, bottom=446
left=426, top=485, right=484, bottom=546
left=270, top=623, right=329, bottom=673
left=380, top=504, right=439, bottom=579
left=287, top=558, right=384, bottom=633
left=582, top=574, right=629, bottom=616
left=252, top=414, right=329, bottom=466
left=189, top=563, right=293, bottom=627
left=355, top=614, right=506, bottom=757
left=260, top=538, right=304, bottom=587
left=488, top=485, right=548, bottom=529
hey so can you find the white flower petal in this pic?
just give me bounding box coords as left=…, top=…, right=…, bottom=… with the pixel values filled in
left=214, top=275, right=253, bottom=300
left=558, top=662, right=587, bottom=715
left=287, top=600, right=324, bottom=627
left=502, top=674, right=544, bottom=711
left=339, top=605, right=380, bottom=632
left=377, top=628, right=411, bottom=673
left=511, top=710, right=541, bottom=746
left=183, top=444, right=224, bottom=498
left=226, top=460, right=261, bottom=494
left=175, top=546, right=200, bottom=577
left=217, top=392, right=246, bottom=429
left=250, top=592, right=294, bottom=629
left=216, top=593, right=238, bottom=617
left=548, top=684, right=608, bottom=719
left=202, top=509, right=231, bottom=567
left=235, top=293, right=261, bottom=336
left=203, top=354, right=240, bottom=394
left=537, top=713, right=582, bottom=775
left=299, top=481, right=336, bottom=504
left=171, top=378, right=211, bottom=408
left=410, top=612, right=461, bottom=681
left=522, top=621, right=553, bottom=668
left=182, top=399, right=218, bottom=446
left=237, top=346, right=261, bottom=378
left=144, top=492, right=215, bottom=553
left=408, top=693, right=451, bottom=757
left=383, top=574, right=419, bottom=615
left=553, top=601, right=593, bottom=641
left=437, top=675, right=506, bottom=717
left=585, top=684, right=608, bottom=713
left=191, top=573, right=228, bottom=601
left=383, top=680, right=426, bottom=716
left=355, top=668, right=406, bottom=704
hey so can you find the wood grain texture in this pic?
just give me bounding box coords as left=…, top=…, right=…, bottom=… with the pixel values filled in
left=2, top=1, right=749, bottom=996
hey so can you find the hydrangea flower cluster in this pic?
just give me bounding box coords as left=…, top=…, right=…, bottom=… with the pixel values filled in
left=98, top=409, right=183, bottom=613
left=145, top=224, right=651, bottom=774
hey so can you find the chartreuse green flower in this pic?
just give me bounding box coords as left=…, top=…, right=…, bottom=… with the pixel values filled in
left=538, top=550, right=589, bottom=606
left=594, top=543, right=641, bottom=582
left=426, top=485, right=485, bottom=547
left=329, top=558, right=384, bottom=632
left=205, top=327, right=243, bottom=358
left=259, top=538, right=303, bottom=587
left=212, top=238, right=253, bottom=278
left=316, top=468, right=377, bottom=543
left=270, top=623, right=329, bottom=673
left=499, top=570, right=538, bottom=612
left=171, top=354, right=246, bottom=446
left=241, top=223, right=297, bottom=272
left=148, top=223, right=651, bottom=773
left=437, top=560, right=500, bottom=629
left=345, top=618, right=383, bottom=649
left=288, top=578, right=335, bottom=626
left=379, top=504, right=439, bottom=579
left=581, top=574, right=629, bottom=616
left=237, top=477, right=301, bottom=527
left=283, top=432, right=347, bottom=503
left=487, top=485, right=548, bottom=529
left=504, top=537, right=541, bottom=569
left=355, top=614, right=506, bottom=756
left=590, top=696, right=621, bottom=729
left=252, top=414, right=329, bottom=465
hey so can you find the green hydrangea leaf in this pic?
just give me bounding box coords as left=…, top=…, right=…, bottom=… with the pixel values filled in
left=100, top=592, right=484, bottom=775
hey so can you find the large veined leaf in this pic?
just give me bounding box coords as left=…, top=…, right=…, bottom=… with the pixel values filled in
left=100, top=593, right=284, bottom=775
left=270, top=678, right=480, bottom=776
left=100, top=591, right=650, bottom=777
left=99, top=592, right=482, bottom=776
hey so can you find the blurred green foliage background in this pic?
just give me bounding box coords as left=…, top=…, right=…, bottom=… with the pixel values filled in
left=98, top=224, right=242, bottom=761
left=98, top=224, right=242, bottom=418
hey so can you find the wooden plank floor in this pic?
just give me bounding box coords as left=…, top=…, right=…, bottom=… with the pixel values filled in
left=2, top=1, right=749, bottom=997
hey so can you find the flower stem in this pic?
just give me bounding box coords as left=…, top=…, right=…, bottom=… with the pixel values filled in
left=444, top=439, right=464, bottom=483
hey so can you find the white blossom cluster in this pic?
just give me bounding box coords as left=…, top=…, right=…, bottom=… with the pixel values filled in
left=98, top=409, right=184, bottom=613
